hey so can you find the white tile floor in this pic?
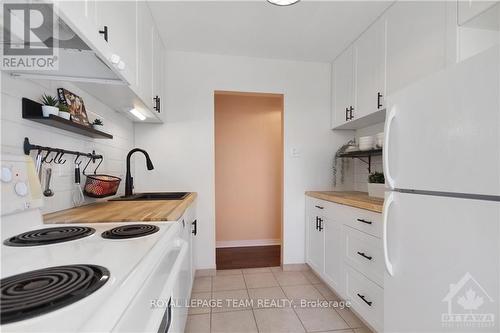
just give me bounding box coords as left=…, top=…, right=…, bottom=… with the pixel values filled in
left=186, top=267, right=373, bottom=333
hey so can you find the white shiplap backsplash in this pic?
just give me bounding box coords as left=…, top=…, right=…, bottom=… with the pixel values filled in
left=1, top=74, right=135, bottom=213
left=354, top=122, right=384, bottom=192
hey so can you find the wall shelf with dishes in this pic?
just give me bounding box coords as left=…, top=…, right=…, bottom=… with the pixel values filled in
left=21, top=98, right=113, bottom=139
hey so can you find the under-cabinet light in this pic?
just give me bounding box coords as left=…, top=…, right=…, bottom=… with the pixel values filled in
left=129, top=108, right=146, bottom=121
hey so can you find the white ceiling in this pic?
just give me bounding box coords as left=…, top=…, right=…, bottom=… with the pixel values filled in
left=148, top=1, right=393, bottom=62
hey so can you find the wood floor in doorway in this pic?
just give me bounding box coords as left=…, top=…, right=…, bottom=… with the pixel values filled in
left=216, top=245, right=280, bottom=270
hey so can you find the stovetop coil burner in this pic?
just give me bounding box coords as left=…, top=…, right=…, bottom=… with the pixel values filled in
left=101, top=224, right=159, bottom=239
left=3, top=227, right=95, bottom=247
left=0, top=264, right=109, bottom=324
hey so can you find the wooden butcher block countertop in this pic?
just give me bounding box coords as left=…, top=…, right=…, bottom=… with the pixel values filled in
left=44, top=193, right=197, bottom=224
left=305, top=191, right=384, bottom=213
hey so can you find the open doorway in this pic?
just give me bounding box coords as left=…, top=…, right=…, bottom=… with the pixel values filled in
left=214, top=91, right=283, bottom=269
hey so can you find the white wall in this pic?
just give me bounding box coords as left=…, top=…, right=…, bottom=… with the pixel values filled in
left=134, top=51, right=352, bottom=269
left=1, top=74, right=135, bottom=213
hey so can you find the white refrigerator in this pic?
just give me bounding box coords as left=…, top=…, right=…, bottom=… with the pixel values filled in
left=383, top=46, right=499, bottom=332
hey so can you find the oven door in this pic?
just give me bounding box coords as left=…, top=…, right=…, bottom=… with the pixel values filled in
left=112, top=239, right=188, bottom=333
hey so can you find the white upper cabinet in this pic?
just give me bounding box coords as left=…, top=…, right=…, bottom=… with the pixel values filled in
left=137, top=2, right=154, bottom=111
left=95, top=1, right=137, bottom=86
left=332, top=46, right=355, bottom=128
left=457, top=0, right=499, bottom=25
left=354, top=18, right=386, bottom=119
left=385, top=1, right=447, bottom=95
left=152, top=29, right=165, bottom=116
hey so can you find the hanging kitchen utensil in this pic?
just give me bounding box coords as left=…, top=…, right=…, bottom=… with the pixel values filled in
left=72, top=155, right=84, bottom=206
left=35, top=149, right=43, bottom=180
left=43, top=168, right=54, bottom=197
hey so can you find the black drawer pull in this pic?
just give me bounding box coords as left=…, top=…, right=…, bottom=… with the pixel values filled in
left=192, top=220, right=197, bottom=236
left=357, top=218, right=372, bottom=225
left=357, top=251, right=372, bottom=260
left=357, top=293, right=372, bottom=306
left=315, top=205, right=324, bottom=209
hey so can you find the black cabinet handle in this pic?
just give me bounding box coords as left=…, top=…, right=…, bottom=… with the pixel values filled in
left=348, top=106, right=354, bottom=120
left=153, top=96, right=161, bottom=113
left=99, top=26, right=108, bottom=42
left=318, top=218, right=324, bottom=232
left=357, top=251, right=373, bottom=260
left=315, top=205, right=324, bottom=210
left=357, top=293, right=372, bottom=306
left=315, top=216, right=319, bottom=230
left=192, top=220, right=197, bottom=235
left=357, top=218, right=372, bottom=225
left=345, top=107, right=349, bottom=121
left=377, top=92, right=383, bottom=109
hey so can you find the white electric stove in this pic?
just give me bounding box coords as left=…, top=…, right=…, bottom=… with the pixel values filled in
left=0, top=155, right=191, bottom=333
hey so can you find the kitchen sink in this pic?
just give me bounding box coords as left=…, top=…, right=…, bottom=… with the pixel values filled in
left=110, top=192, right=189, bottom=201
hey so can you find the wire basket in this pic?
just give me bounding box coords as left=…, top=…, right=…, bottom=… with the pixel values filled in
left=83, top=174, right=121, bottom=198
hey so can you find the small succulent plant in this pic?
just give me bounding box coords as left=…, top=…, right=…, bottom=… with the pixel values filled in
left=92, top=118, right=103, bottom=126
left=40, top=94, right=58, bottom=106
left=368, top=172, right=385, bottom=184
left=58, top=104, right=70, bottom=112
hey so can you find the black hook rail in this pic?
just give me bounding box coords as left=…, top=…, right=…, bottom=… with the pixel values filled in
left=23, top=137, right=103, bottom=162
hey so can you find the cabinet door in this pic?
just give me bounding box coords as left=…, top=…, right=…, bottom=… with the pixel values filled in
left=458, top=0, right=499, bottom=25
left=307, top=214, right=324, bottom=273
left=386, top=1, right=447, bottom=95
left=354, top=18, right=386, bottom=118
left=332, top=46, right=354, bottom=128
left=137, top=2, right=154, bottom=110
left=323, top=217, right=343, bottom=294
left=152, top=28, right=164, bottom=116
left=95, top=1, right=137, bottom=86
left=55, top=0, right=96, bottom=33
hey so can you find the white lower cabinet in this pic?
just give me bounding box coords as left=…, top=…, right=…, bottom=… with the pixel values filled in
left=306, top=199, right=325, bottom=273
left=345, top=265, right=384, bottom=332
left=306, top=196, right=383, bottom=332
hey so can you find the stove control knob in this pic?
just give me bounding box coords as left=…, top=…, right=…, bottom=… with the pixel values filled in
left=1, top=167, right=12, bottom=183
left=15, top=181, right=28, bottom=197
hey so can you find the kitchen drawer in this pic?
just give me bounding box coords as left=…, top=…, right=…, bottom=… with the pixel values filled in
left=307, top=198, right=329, bottom=215
left=345, top=265, right=383, bottom=332
left=343, top=225, right=383, bottom=287
left=336, top=204, right=382, bottom=238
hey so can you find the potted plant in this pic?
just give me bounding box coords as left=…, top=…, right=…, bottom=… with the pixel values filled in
left=367, top=172, right=385, bottom=198
left=58, top=103, right=71, bottom=120
left=92, top=118, right=103, bottom=129
left=40, top=94, right=59, bottom=118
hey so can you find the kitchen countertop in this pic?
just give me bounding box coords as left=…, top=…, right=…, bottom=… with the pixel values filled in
left=305, top=191, right=384, bottom=213
left=43, top=193, right=197, bottom=224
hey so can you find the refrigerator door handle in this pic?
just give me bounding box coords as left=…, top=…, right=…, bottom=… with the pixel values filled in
left=383, top=192, right=395, bottom=276
left=384, top=105, right=397, bottom=189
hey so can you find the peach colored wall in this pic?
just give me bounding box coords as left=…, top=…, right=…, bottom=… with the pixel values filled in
left=215, top=92, right=283, bottom=243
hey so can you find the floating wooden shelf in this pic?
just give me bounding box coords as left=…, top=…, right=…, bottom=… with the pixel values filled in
left=338, top=148, right=382, bottom=173
left=22, top=98, right=113, bottom=139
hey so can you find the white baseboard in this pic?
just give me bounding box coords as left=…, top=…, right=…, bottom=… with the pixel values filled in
left=216, top=239, right=281, bottom=248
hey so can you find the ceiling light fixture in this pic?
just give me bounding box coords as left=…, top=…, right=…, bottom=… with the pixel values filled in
left=267, top=0, right=300, bottom=6
left=129, top=108, right=146, bottom=121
